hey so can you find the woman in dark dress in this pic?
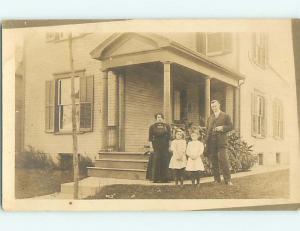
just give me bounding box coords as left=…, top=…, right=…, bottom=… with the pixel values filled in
left=147, top=113, right=171, bottom=183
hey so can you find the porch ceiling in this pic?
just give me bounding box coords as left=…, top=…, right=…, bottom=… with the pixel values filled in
left=90, top=32, right=245, bottom=86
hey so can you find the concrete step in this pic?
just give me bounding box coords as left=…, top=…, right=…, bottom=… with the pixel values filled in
left=87, top=167, right=147, bottom=180
left=95, top=159, right=148, bottom=170
left=98, top=151, right=149, bottom=161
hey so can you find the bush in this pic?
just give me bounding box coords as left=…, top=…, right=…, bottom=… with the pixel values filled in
left=171, top=122, right=258, bottom=175
left=16, top=146, right=95, bottom=177
left=16, top=146, right=57, bottom=170
left=227, top=132, right=258, bottom=172
left=79, top=155, right=94, bottom=177
left=57, top=153, right=94, bottom=177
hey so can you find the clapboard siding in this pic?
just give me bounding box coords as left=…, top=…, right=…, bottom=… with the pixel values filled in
left=23, top=33, right=106, bottom=160
left=125, top=68, right=163, bottom=152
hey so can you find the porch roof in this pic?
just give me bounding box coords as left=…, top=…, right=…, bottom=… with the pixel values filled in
left=90, top=33, right=244, bottom=86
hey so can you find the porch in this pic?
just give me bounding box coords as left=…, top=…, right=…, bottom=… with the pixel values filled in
left=102, top=62, right=240, bottom=152
left=90, top=33, right=244, bottom=153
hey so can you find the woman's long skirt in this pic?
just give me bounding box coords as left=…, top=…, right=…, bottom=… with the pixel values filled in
left=146, top=138, right=171, bottom=182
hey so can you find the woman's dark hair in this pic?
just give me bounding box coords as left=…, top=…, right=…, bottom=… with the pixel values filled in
left=154, top=113, right=164, bottom=120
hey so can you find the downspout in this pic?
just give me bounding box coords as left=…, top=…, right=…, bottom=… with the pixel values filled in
left=237, top=79, right=245, bottom=135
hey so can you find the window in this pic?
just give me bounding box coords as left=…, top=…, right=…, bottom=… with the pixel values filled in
left=276, top=152, right=281, bottom=164
left=46, top=32, right=85, bottom=42
left=46, top=32, right=67, bottom=42
left=251, top=91, right=266, bottom=138
left=45, top=72, right=94, bottom=133
left=196, top=33, right=232, bottom=56
left=57, top=77, right=80, bottom=131
left=273, top=99, right=284, bottom=139
left=258, top=153, right=264, bottom=165
left=252, top=33, right=268, bottom=69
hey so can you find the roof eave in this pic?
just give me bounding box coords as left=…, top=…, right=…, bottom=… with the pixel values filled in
left=168, top=41, right=245, bottom=81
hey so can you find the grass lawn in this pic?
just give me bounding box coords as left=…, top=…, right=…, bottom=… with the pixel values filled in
left=87, top=169, right=289, bottom=199
left=15, top=168, right=73, bottom=199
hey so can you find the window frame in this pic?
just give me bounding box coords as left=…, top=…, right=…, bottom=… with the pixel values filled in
left=252, top=90, right=267, bottom=138
left=45, top=32, right=87, bottom=43
left=252, top=32, right=269, bottom=69
left=273, top=99, right=284, bottom=140
left=46, top=69, right=94, bottom=134
left=197, top=32, right=233, bottom=57
left=57, top=77, right=80, bottom=132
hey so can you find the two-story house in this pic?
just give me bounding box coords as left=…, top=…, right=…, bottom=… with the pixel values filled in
left=20, top=20, right=297, bottom=179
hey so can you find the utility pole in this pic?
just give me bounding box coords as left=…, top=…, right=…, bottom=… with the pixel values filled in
left=68, top=33, right=79, bottom=199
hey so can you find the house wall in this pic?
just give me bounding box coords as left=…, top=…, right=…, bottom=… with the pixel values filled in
left=238, top=22, right=296, bottom=165
left=205, top=33, right=239, bottom=72
left=23, top=32, right=111, bottom=160
left=162, top=32, right=239, bottom=72
left=124, top=66, right=204, bottom=152
left=124, top=67, right=163, bottom=152
left=23, top=25, right=297, bottom=165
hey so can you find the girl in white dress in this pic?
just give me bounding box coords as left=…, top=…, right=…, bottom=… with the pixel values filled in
left=169, top=130, right=187, bottom=185
left=186, top=132, right=205, bottom=185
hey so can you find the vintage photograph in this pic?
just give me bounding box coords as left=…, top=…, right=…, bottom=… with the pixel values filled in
left=2, top=19, right=300, bottom=210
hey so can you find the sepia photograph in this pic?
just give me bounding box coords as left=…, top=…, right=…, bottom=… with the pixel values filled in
left=2, top=19, right=300, bottom=211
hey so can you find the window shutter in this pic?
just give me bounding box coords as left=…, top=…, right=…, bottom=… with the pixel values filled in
left=251, top=92, right=256, bottom=136
left=45, top=80, right=55, bottom=132
left=272, top=101, right=277, bottom=137
left=79, top=75, right=94, bottom=131
left=252, top=33, right=257, bottom=62
left=196, top=33, right=206, bottom=54
left=263, top=33, right=269, bottom=67
left=280, top=103, right=284, bottom=139
left=262, top=98, right=267, bottom=137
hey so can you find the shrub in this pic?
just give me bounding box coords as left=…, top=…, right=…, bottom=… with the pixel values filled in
left=226, top=132, right=258, bottom=172
left=16, top=146, right=95, bottom=177
left=16, top=146, right=57, bottom=170
left=79, top=155, right=94, bottom=177
left=57, top=153, right=94, bottom=177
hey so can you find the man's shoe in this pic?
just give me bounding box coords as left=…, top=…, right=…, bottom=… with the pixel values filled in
left=213, top=181, right=221, bottom=184
left=226, top=181, right=233, bottom=186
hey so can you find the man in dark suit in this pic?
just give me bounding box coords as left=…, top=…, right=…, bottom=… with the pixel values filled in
left=206, top=100, right=233, bottom=185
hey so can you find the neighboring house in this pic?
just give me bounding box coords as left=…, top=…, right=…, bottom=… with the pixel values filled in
left=22, top=21, right=296, bottom=170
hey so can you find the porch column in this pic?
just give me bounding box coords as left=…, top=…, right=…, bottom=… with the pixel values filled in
left=118, top=71, right=125, bottom=151
left=234, top=87, right=240, bottom=133
left=225, top=85, right=234, bottom=120
left=204, top=77, right=211, bottom=123
left=163, top=61, right=173, bottom=124
left=101, top=70, right=108, bottom=150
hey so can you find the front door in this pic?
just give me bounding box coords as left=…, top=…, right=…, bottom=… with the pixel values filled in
left=173, top=88, right=187, bottom=124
